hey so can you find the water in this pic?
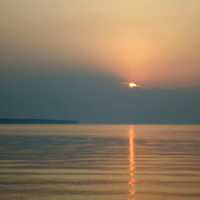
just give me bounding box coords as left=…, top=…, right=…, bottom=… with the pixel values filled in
left=0, top=125, right=200, bottom=200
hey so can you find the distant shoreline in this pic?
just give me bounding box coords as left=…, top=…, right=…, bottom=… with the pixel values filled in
left=0, top=119, right=199, bottom=125
left=0, top=118, right=79, bottom=124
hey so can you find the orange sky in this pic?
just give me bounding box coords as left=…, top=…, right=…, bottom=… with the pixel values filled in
left=1, top=0, right=200, bottom=88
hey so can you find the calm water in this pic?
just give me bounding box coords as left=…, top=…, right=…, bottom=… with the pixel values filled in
left=0, top=125, right=200, bottom=200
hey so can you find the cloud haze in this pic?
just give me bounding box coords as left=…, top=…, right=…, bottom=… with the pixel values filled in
left=0, top=0, right=200, bottom=123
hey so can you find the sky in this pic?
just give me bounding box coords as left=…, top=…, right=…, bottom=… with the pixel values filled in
left=0, top=0, right=200, bottom=123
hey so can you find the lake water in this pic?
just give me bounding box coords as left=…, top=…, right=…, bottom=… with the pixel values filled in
left=0, top=125, right=200, bottom=200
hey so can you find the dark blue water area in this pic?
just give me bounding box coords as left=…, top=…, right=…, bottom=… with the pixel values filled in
left=137, top=139, right=200, bottom=156
left=0, top=135, right=127, bottom=162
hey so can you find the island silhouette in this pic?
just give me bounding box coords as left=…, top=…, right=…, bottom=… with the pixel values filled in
left=0, top=118, right=79, bottom=124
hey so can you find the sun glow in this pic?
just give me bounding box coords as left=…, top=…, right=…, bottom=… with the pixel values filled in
left=129, top=82, right=137, bottom=88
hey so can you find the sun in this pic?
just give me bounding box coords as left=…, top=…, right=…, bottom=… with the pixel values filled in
left=129, top=82, right=137, bottom=88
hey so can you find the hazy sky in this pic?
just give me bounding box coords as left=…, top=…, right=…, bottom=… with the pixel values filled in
left=0, top=0, right=200, bottom=122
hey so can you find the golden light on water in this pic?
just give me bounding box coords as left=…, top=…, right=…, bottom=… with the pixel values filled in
left=129, top=127, right=136, bottom=199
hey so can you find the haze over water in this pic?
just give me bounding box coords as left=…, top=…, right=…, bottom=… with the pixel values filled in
left=0, top=125, right=200, bottom=200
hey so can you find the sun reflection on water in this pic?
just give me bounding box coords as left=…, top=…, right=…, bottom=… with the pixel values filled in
left=129, top=127, right=136, bottom=200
